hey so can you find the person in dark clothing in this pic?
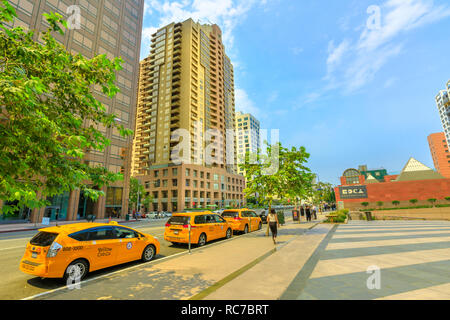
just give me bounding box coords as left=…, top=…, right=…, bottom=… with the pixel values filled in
left=305, top=205, right=311, bottom=222
left=300, top=206, right=305, bottom=218
left=267, top=209, right=280, bottom=244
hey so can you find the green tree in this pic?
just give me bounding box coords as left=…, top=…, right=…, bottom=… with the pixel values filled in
left=129, top=177, right=145, bottom=212
left=409, top=199, right=418, bottom=205
left=0, top=2, right=132, bottom=217
left=361, top=202, right=369, bottom=208
left=445, top=197, right=450, bottom=202
left=240, top=142, right=312, bottom=234
left=392, top=200, right=400, bottom=206
left=376, top=201, right=384, bottom=208
left=427, top=198, right=437, bottom=207
left=141, top=193, right=154, bottom=213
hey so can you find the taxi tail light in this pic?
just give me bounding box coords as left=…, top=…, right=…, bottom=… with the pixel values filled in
left=183, top=224, right=196, bottom=229
left=234, top=217, right=242, bottom=221
left=165, top=223, right=171, bottom=227
left=47, top=242, right=63, bottom=258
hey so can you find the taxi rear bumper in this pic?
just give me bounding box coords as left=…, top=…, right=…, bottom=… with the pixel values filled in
left=20, top=259, right=66, bottom=278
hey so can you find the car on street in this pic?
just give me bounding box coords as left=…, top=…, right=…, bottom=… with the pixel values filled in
left=221, top=209, right=262, bottom=234
left=257, top=210, right=268, bottom=224
left=164, top=211, right=232, bottom=247
left=19, top=221, right=160, bottom=281
left=147, top=212, right=158, bottom=219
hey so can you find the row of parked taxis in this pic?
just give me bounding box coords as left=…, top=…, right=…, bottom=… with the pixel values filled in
left=164, top=209, right=262, bottom=246
left=19, top=209, right=261, bottom=282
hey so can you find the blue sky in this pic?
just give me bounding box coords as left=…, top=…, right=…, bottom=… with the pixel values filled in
left=140, top=0, right=450, bottom=185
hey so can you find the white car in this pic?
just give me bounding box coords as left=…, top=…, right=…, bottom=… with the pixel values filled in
left=147, top=212, right=159, bottom=219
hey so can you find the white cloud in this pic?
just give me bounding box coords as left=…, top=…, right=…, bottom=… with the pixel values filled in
left=142, top=26, right=158, bottom=42
left=326, top=39, right=351, bottom=78
left=142, top=0, right=266, bottom=53
left=235, top=88, right=260, bottom=116
left=267, top=91, right=279, bottom=103
left=359, top=0, right=450, bottom=51
left=291, top=47, right=304, bottom=55
left=323, top=0, right=450, bottom=94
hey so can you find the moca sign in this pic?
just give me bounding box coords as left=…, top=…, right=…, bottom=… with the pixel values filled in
left=339, top=186, right=368, bottom=199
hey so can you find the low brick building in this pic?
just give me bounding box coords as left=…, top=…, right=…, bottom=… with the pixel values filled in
left=335, top=158, right=450, bottom=210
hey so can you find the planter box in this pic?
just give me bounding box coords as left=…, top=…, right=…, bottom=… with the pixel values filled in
left=372, top=207, right=450, bottom=221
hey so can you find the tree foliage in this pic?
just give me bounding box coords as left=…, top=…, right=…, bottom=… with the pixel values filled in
left=310, top=181, right=336, bottom=204
left=0, top=2, right=132, bottom=215
left=239, top=142, right=312, bottom=212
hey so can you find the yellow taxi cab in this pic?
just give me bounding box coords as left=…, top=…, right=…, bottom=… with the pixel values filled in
left=19, top=221, right=160, bottom=281
left=221, top=209, right=262, bottom=234
left=164, top=211, right=232, bottom=247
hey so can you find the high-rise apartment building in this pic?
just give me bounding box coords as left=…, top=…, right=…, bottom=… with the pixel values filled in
left=428, top=132, right=450, bottom=178
left=235, top=111, right=260, bottom=176
left=435, top=80, right=450, bottom=145
left=132, top=19, right=245, bottom=212
left=1, top=0, right=144, bottom=222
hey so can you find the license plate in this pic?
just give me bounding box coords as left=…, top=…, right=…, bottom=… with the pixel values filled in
left=31, top=252, right=37, bottom=259
left=173, top=230, right=179, bottom=235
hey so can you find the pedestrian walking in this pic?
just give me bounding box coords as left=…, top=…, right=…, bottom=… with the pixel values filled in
left=268, top=209, right=280, bottom=244
left=305, top=205, right=311, bottom=222
left=313, top=205, right=317, bottom=220
left=300, top=206, right=305, bottom=218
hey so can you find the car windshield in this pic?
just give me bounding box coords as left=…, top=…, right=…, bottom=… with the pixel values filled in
left=30, top=231, right=59, bottom=247
left=167, top=216, right=190, bottom=225
left=222, top=211, right=239, bottom=218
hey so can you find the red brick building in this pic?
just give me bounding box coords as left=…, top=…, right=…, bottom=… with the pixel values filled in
left=428, top=132, right=450, bottom=178
left=335, top=158, right=450, bottom=210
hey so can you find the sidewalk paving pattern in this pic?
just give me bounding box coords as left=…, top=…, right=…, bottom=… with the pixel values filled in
left=290, top=221, right=450, bottom=300
left=26, top=219, right=450, bottom=300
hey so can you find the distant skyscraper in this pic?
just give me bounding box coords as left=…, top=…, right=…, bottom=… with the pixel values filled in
left=235, top=111, right=260, bottom=176
left=428, top=132, right=450, bottom=178
left=132, top=19, right=245, bottom=212
left=2, top=0, right=144, bottom=222
left=435, top=80, right=450, bottom=145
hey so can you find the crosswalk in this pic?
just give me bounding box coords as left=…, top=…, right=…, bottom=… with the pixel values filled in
left=297, top=220, right=450, bottom=300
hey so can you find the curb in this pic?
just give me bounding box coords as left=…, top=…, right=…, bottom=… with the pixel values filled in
left=189, top=221, right=322, bottom=300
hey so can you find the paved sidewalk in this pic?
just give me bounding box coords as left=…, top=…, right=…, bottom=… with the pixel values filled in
left=292, top=220, right=450, bottom=300
left=28, top=219, right=325, bottom=300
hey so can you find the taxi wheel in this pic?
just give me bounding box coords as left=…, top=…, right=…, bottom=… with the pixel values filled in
left=64, top=259, right=88, bottom=282
left=243, top=225, right=249, bottom=234
left=226, top=228, right=232, bottom=239
left=197, top=233, right=207, bottom=247
left=142, top=245, right=156, bottom=262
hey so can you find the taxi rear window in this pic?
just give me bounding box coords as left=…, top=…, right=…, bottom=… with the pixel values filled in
left=167, top=216, right=189, bottom=225
left=222, top=211, right=239, bottom=218
left=30, top=232, right=59, bottom=247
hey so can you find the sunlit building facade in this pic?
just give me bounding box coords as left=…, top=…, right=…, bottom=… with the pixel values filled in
left=132, top=19, right=245, bottom=212
left=1, top=0, right=144, bottom=222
